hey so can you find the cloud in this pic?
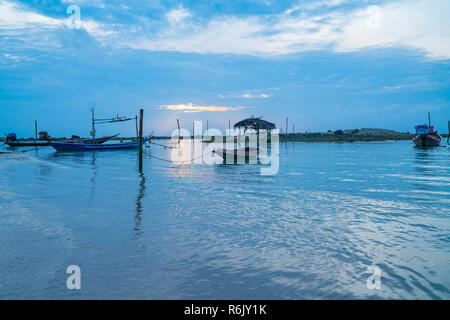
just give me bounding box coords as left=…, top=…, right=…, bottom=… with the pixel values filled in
left=219, top=93, right=271, bottom=99
left=242, top=93, right=270, bottom=98
left=286, top=0, right=350, bottom=14
left=166, top=6, right=190, bottom=25
left=124, top=0, right=450, bottom=59
left=336, top=1, right=450, bottom=60
left=1, top=0, right=449, bottom=60
left=60, top=0, right=105, bottom=8
left=406, top=101, right=448, bottom=114
left=159, top=103, right=245, bottom=113
left=0, top=0, right=116, bottom=48
left=0, top=1, right=63, bottom=30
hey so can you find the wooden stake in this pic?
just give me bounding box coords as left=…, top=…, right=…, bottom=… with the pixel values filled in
left=91, top=108, right=95, bottom=139
left=139, top=109, right=143, bottom=171
left=285, top=117, right=288, bottom=142
left=447, top=120, right=449, bottom=144
left=135, top=115, right=138, bottom=139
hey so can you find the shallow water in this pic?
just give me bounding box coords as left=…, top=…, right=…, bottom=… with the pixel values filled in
left=0, top=140, right=449, bottom=299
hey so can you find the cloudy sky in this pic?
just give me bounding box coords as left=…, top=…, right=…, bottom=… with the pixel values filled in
left=1, top=0, right=449, bottom=137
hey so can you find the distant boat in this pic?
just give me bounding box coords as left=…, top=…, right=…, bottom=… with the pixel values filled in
left=3, top=121, right=54, bottom=147
left=3, top=133, right=51, bottom=147
left=213, top=147, right=261, bottom=164
left=3, top=134, right=118, bottom=147
left=4, top=140, right=51, bottom=147
left=413, top=113, right=442, bottom=147
left=50, top=140, right=144, bottom=151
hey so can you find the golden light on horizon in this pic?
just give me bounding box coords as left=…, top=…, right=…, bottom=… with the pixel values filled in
left=160, top=103, right=244, bottom=113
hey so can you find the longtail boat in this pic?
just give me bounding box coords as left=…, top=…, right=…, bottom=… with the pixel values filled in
left=213, top=147, right=261, bottom=164
left=4, top=140, right=51, bottom=147
left=67, top=134, right=119, bottom=144
left=3, top=132, right=51, bottom=147
left=50, top=140, right=145, bottom=151
left=413, top=113, right=442, bottom=147
left=3, top=134, right=118, bottom=147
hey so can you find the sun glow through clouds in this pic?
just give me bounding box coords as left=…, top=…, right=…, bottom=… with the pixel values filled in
left=160, top=103, right=245, bottom=113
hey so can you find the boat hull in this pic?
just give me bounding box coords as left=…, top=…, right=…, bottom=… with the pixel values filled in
left=413, top=135, right=441, bottom=147
left=4, top=141, right=51, bottom=147
left=213, top=147, right=261, bottom=164
left=69, top=134, right=119, bottom=144
left=51, top=141, right=142, bottom=151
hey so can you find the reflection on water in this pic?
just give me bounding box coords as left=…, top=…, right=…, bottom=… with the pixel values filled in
left=89, top=152, right=97, bottom=206
left=0, top=140, right=449, bottom=299
left=135, top=171, right=146, bottom=233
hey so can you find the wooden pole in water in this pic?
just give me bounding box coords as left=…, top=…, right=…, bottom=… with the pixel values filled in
left=448, top=120, right=450, bottom=144
left=135, top=115, right=138, bottom=139
left=139, top=109, right=143, bottom=171
left=91, top=108, right=95, bottom=139
left=177, top=119, right=181, bottom=138
left=34, top=120, right=38, bottom=141
left=285, top=117, right=288, bottom=142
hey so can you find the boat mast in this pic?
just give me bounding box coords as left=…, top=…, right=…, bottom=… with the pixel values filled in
left=428, top=112, right=431, bottom=127
left=34, top=120, right=38, bottom=141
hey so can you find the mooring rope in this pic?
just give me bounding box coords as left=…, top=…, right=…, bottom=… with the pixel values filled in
left=142, top=148, right=208, bottom=163
left=148, top=141, right=179, bottom=149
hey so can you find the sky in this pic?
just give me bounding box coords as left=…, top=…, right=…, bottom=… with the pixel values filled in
left=0, top=0, right=449, bottom=137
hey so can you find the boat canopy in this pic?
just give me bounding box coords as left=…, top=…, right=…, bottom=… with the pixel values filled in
left=234, top=116, right=276, bottom=132
left=6, top=133, right=17, bottom=141
left=415, top=124, right=429, bottom=135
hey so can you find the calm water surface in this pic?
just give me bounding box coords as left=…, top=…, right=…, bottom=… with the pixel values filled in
left=0, top=140, right=449, bottom=299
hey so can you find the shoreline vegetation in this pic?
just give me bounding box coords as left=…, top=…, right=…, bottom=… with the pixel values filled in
left=154, top=128, right=419, bottom=143
left=2, top=129, right=448, bottom=144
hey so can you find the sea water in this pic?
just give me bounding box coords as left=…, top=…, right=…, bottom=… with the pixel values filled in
left=0, top=140, right=449, bottom=299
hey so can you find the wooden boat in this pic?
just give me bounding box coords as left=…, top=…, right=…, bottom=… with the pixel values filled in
left=3, top=132, right=50, bottom=147
left=3, top=135, right=117, bottom=147
left=51, top=140, right=144, bottom=151
left=0, top=151, right=27, bottom=155
left=413, top=113, right=442, bottom=147
left=3, top=123, right=53, bottom=147
left=4, top=140, right=51, bottom=147
left=67, top=134, right=119, bottom=144
left=213, top=147, right=261, bottom=164
left=413, top=130, right=442, bottom=147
